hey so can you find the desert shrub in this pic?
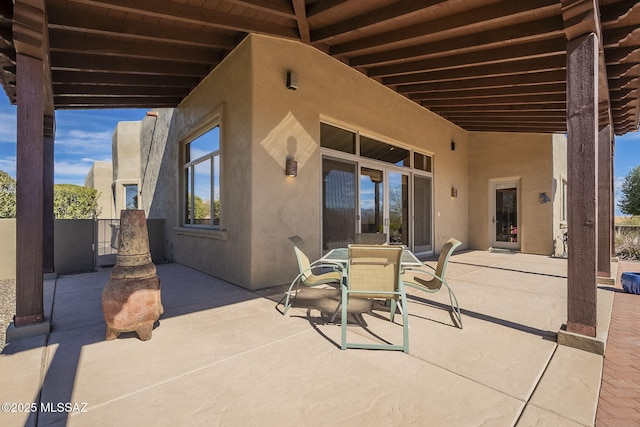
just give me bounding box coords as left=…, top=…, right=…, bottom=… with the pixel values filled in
left=615, top=229, right=640, bottom=260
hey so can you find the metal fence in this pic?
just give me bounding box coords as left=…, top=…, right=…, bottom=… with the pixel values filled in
left=95, top=219, right=120, bottom=267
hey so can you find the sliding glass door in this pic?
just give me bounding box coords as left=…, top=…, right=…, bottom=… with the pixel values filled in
left=322, top=158, right=357, bottom=250
left=413, top=175, right=432, bottom=254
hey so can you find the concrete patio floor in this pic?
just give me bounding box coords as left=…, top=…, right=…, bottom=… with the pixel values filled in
left=0, top=251, right=614, bottom=426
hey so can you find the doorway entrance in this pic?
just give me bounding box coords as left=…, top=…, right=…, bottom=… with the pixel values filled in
left=491, top=179, right=520, bottom=250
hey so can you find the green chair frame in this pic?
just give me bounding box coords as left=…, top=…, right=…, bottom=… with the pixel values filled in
left=341, top=245, right=409, bottom=353
left=403, top=238, right=463, bottom=328
left=283, top=236, right=343, bottom=315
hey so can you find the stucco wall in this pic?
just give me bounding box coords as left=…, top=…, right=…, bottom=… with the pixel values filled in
left=468, top=132, right=555, bottom=255
left=112, top=121, right=142, bottom=216
left=0, top=219, right=15, bottom=279
left=84, top=160, right=115, bottom=219
left=250, top=34, right=469, bottom=288
left=140, top=36, right=254, bottom=287
left=552, top=134, right=568, bottom=256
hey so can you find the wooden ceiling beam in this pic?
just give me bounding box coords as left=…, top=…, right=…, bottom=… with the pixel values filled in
left=367, top=38, right=566, bottom=77
left=224, top=0, right=295, bottom=18
left=396, top=70, right=566, bottom=94
left=350, top=16, right=564, bottom=67
left=385, top=55, right=566, bottom=86
left=306, top=0, right=350, bottom=18
left=311, top=0, right=446, bottom=43
left=440, top=111, right=565, bottom=119
left=421, top=93, right=565, bottom=108
left=50, top=52, right=211, bottom=77
left=52, top=70, right=200, bottom=87
left=331, top=0, right=560, bottom=56
left=408, top=83, right=566, bottom=101
left=430, top=103, right=566, bottom=113
left=53, top=84, right=190, bottom=97
left=291, top=0, right=310, bottom=44
left=48, top=30, right=221, bottom=64
left=54, top=97, right=181, bottom=108
left=47, top=6, right=236, bottom=49
left=599, top=0, right=640, bottom=24
left=65, top=0, right=298, bottom=39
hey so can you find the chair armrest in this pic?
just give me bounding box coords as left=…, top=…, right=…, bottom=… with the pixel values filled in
left=402, top=267, right=445, bottom=291
left=309, top=260, right=344, bottom=272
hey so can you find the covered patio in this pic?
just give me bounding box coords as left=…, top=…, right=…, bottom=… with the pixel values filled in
left=1, top=0, right=639, bottom=387
left=1, top=251, right=613, bottom=426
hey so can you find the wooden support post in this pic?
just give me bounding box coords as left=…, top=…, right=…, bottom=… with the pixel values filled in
left=566, top=33, right=598, bottom=338
left=43, top=115, right=55, bottom=275
left=15, top=53, right=45, bottom=326
left=597, top=125, right=612, bottom=277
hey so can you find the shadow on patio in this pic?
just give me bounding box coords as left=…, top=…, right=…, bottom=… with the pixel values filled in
left=0, top=251, right=612, bottom=426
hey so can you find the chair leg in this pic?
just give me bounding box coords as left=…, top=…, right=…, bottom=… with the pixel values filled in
left=341, top=287, right=348, bottom=350
left=283, top=275, right=303, bottom=315
left=389, top=299, right=396, bottom=322
left=400, top=288, right=409, bottom=353
left=445, top=284, right=463, bottom=329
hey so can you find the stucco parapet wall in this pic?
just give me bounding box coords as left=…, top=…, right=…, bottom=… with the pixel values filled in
left=174, top=227, right=229, bottom=241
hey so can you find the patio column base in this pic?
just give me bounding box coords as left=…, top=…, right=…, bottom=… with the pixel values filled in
left=557, top=325, right=605, bottom=355
left=597, top=261, right=618, bottom=286
left=6, top=317, right=51, bottom=342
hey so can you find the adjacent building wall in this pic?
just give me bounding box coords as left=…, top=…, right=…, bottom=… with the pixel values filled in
left=552, top=134, right=569, bottom=256
left=0, top=219, right=15, bottom=279
left=112, top=121, right=142, bottom=217
left=84, top=160, right=115, bottom=219
left=468, top=132, right=556, bottom=255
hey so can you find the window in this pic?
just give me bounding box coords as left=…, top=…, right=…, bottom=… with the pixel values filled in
left=360, top=136, right=410, bottom=167
left=414, top=152, right=432, bottom=172
left=320, top=123, right=356, bottom=154
left=124, top=184, right=138, bottom=210
left=184, top=126, right=220, bottom=228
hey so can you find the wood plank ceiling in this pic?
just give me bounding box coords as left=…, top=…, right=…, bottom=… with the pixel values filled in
left=1, top=0, right=639, bottom=135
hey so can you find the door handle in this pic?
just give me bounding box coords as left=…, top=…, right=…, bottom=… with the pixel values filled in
left=492, top=216, right=495, bottom=224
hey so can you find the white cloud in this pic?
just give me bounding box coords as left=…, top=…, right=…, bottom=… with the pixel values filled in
left=0, top=111, right=17, bottom=144
left=0, top=157, right=16, bottom=176
left=54, top=160, right=94, bottom=185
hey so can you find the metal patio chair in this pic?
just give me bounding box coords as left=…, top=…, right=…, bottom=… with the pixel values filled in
left=282, top=236, right=343, bottom=315
left=341, top=244, right=409, bottom=353
left=402, top=238, right=463, bottom=328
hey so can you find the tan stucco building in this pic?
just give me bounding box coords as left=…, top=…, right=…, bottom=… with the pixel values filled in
left=93, top=34, right=567, bottom=290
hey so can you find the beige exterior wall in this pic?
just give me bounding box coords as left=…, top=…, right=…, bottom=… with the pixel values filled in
left=468, top=132, right=557, bottom=255
left=0, top=219, right=15, bottom=279
left=168, top=35, right=254, bottom=286
left=249, top=34, right=469, bottom=288
left=112, top=121, right=142, bottom=217
left=137, top=33, right=564, bottom=289
left=552, top=134, right=568, bottom=256
left=84, top=160, right=115, bottom=219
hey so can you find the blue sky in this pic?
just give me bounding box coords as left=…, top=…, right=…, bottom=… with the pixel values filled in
left=1, top=94, right=639, bottom=212
left=0, top=95, right=146, bottom=185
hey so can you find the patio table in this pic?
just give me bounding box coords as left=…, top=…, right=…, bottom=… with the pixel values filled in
left=320, top=247, right=424, bottom=269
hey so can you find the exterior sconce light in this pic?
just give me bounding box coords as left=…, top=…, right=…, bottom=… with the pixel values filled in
left=286, top=71, right=298, bottom=90
left=451, top=140, right=456, bottom=151
left=451, top=187, right=458, bottom=198
left=539, top=192, right=551, bottom=204
left=285, top=157, right=297, bottom=177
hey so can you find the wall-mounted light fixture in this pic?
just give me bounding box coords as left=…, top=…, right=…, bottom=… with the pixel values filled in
left=451, top=140, right=456, bottom=151
left=286, top=71, right=298, bottom=90
left=451, top=186, right=458, bottom=198
left=539, top=192, right=551, bottom=204
left=285, top=157, right=298, bottom=177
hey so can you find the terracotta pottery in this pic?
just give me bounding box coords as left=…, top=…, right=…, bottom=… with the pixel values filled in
left=102, top=210, right=163, bottom=341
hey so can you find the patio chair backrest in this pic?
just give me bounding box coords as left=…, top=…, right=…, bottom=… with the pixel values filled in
left=347, top=245, right=403, bottom=299
left=288, top=236, right=313, bottom=281
left=434, top=238, right=462, bottom=286
left=354, top=233, right=387, bottom=245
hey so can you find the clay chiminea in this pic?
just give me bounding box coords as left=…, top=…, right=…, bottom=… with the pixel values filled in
left=102, top=210, right=163, bottom=341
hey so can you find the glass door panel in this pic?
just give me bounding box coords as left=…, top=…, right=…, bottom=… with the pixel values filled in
left=322, top=158, right=356, bottom=250
left=388, top=171, right=409, bottom=245
left=360, top=167, right=384, bottom=235
left=413, top=175, right=432, bottom=253
left=492, top=181, right=519, bottom=249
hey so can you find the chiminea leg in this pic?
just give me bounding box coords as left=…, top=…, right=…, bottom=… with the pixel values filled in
left=106, top=326, right=120, bottom=341
left=136, top=322, right=154, bottom=341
